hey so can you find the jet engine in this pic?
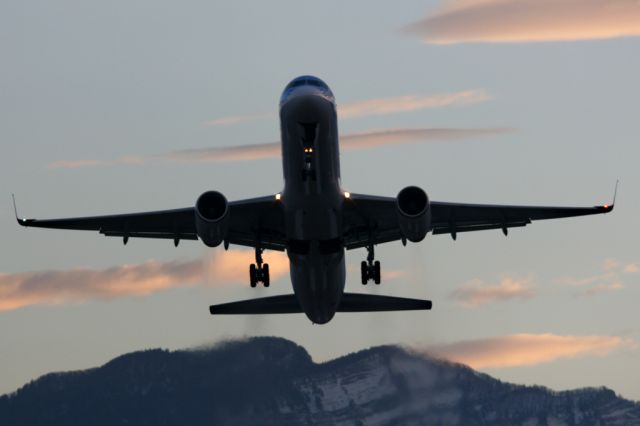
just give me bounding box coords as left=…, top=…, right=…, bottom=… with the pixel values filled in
left=195, top=191, right=229, bottom=247
left=396, top=186, right=431, bottom=242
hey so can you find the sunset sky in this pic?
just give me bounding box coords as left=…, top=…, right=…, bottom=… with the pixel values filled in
left=2, top=0, right=639, bottom=399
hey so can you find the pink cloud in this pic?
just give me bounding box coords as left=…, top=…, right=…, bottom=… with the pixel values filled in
left=337, top=90, right=490, bottom=119
left=202, top=89, right=491, bottom=126
left=450, top=275, right=535, bottom=307
left=423, top=333, right=629, bottom=369
left=0, top=249, right=289, bottom=312
left=405, top=0, right=640, bottom=44
left=202, top=112, right=274, bottom=127
left=556, top=258, right=637, bottom=296
left=49, top=127, right=512, bottom=168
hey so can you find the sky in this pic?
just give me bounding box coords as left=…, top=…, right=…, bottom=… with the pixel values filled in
left=1, top=0, right=639, bottom=400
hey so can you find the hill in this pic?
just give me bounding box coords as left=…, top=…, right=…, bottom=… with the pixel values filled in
left=1, top=337, right=638, bottom=425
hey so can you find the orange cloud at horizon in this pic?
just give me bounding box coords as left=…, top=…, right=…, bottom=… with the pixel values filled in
left=423, top=333, right=629, bottom=369
left=0, top=249, right=289, bottom=312
left=405, top=0, right=640, bottom=44
left=450, top=275, right=534, bottom=307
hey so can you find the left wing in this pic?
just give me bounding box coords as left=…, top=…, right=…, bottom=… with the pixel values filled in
left=16, top=195, right=286, bottom=250
left=343, top=193, right=613, bottom=249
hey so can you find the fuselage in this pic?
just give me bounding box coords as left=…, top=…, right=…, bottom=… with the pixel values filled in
left=279, top=76, right=345, bottom=324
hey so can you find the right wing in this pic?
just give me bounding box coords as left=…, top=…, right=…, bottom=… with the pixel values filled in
left=343, top=193, right=614, bottom=249
left=16, top=195, right=286, bottom=250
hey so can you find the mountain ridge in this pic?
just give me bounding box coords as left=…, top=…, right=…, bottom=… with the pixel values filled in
left=2, top=336, right=638, bottom=425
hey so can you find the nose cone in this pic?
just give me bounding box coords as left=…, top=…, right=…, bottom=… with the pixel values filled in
left=280, top=75, right=335, bottom=109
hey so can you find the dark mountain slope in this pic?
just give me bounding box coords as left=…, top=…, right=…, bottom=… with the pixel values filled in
left=1, top=337, right=638, bottom=426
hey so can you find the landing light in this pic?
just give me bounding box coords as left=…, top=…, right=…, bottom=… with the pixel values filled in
left=344, top=191, right=351, bottom=199
left=275, top=193, right=281, bottom=201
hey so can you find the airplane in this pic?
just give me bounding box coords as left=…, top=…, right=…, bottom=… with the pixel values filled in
left=16, top=75, right=615, bottom=324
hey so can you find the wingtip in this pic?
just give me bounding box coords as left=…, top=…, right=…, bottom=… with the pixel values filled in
left=601, top=180, right=619, bottom=213
left=11, top=194, right=31, bottom=226
left=11, top=193, right=21, bottom=224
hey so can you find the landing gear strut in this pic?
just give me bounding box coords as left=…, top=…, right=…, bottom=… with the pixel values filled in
left=249, top=247, right=270, bottom=288
left=360, top=244, right=381, bottom=285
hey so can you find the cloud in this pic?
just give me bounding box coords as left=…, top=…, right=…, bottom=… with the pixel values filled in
left=404, top=0, right=640, bottom=44
left=201, top=249, right=289, bottom=285
left=0, top=249, right=289, bottom=312
left=423, top=333, right=629, bottom=369
left=203, top=89, right=491, bottom=127
left=340, top=127, right=511, bottom=151
left=450, top=275, right=535, bottom=307
left=47, top=159, right=107, bottom=169
left=165, top=142, right=281, bottom=163
left=338, top=90, right=490, bottom=119
left=556, top=258, right=637, bottom=296
left=202, top=112, right=274, bottom=127
left=49, top=127, right=513, bottom=168
left=48, top=156, right=145, bottom=169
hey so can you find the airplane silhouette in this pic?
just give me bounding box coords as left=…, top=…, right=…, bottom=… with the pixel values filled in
left=16, top=75, right=615, bottom=323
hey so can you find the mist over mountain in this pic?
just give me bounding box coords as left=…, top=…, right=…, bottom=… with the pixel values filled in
left=1, top=337, right=638, bottom=425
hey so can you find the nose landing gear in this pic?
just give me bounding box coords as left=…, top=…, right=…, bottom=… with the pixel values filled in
left=249, top=247, right=270, bottom=287
left=360, top=245, right=381, bottom=285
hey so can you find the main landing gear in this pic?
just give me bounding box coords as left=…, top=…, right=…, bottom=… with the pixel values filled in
left=249, top=247, right=270, bottom=288
left=361, top=244, right=381, bottom=285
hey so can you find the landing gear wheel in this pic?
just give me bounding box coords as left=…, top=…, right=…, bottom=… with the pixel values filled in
left=263, top=264, right=270, bottom=287
left=374, top=261, right=381, bottom=285
left=249, top=264, right=257, bottom=288
left=361, top=261, right=368, bottom=285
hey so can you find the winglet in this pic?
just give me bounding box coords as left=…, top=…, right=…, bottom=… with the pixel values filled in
left=12, top=194, right=29, bottom=226
left=601, top=180, right=618, bottom=213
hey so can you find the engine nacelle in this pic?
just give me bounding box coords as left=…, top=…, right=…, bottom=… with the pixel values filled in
left=195, top=191, right=229, bottom=247
left=396, top=186, right=431, bottom=242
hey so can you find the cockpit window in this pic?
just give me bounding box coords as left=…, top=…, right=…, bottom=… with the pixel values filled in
left=308, top=79, right=328, bottom=89
left=285, top=79, right=307, bottom=91
left=280, top=75, right=335, bottom=107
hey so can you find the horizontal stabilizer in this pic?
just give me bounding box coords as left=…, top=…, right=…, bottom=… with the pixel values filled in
left=338, top=293, right=432, bottom=312
left=210, top=294, right=302, bottom=315
left=209, top=293, right=431, bottom=315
